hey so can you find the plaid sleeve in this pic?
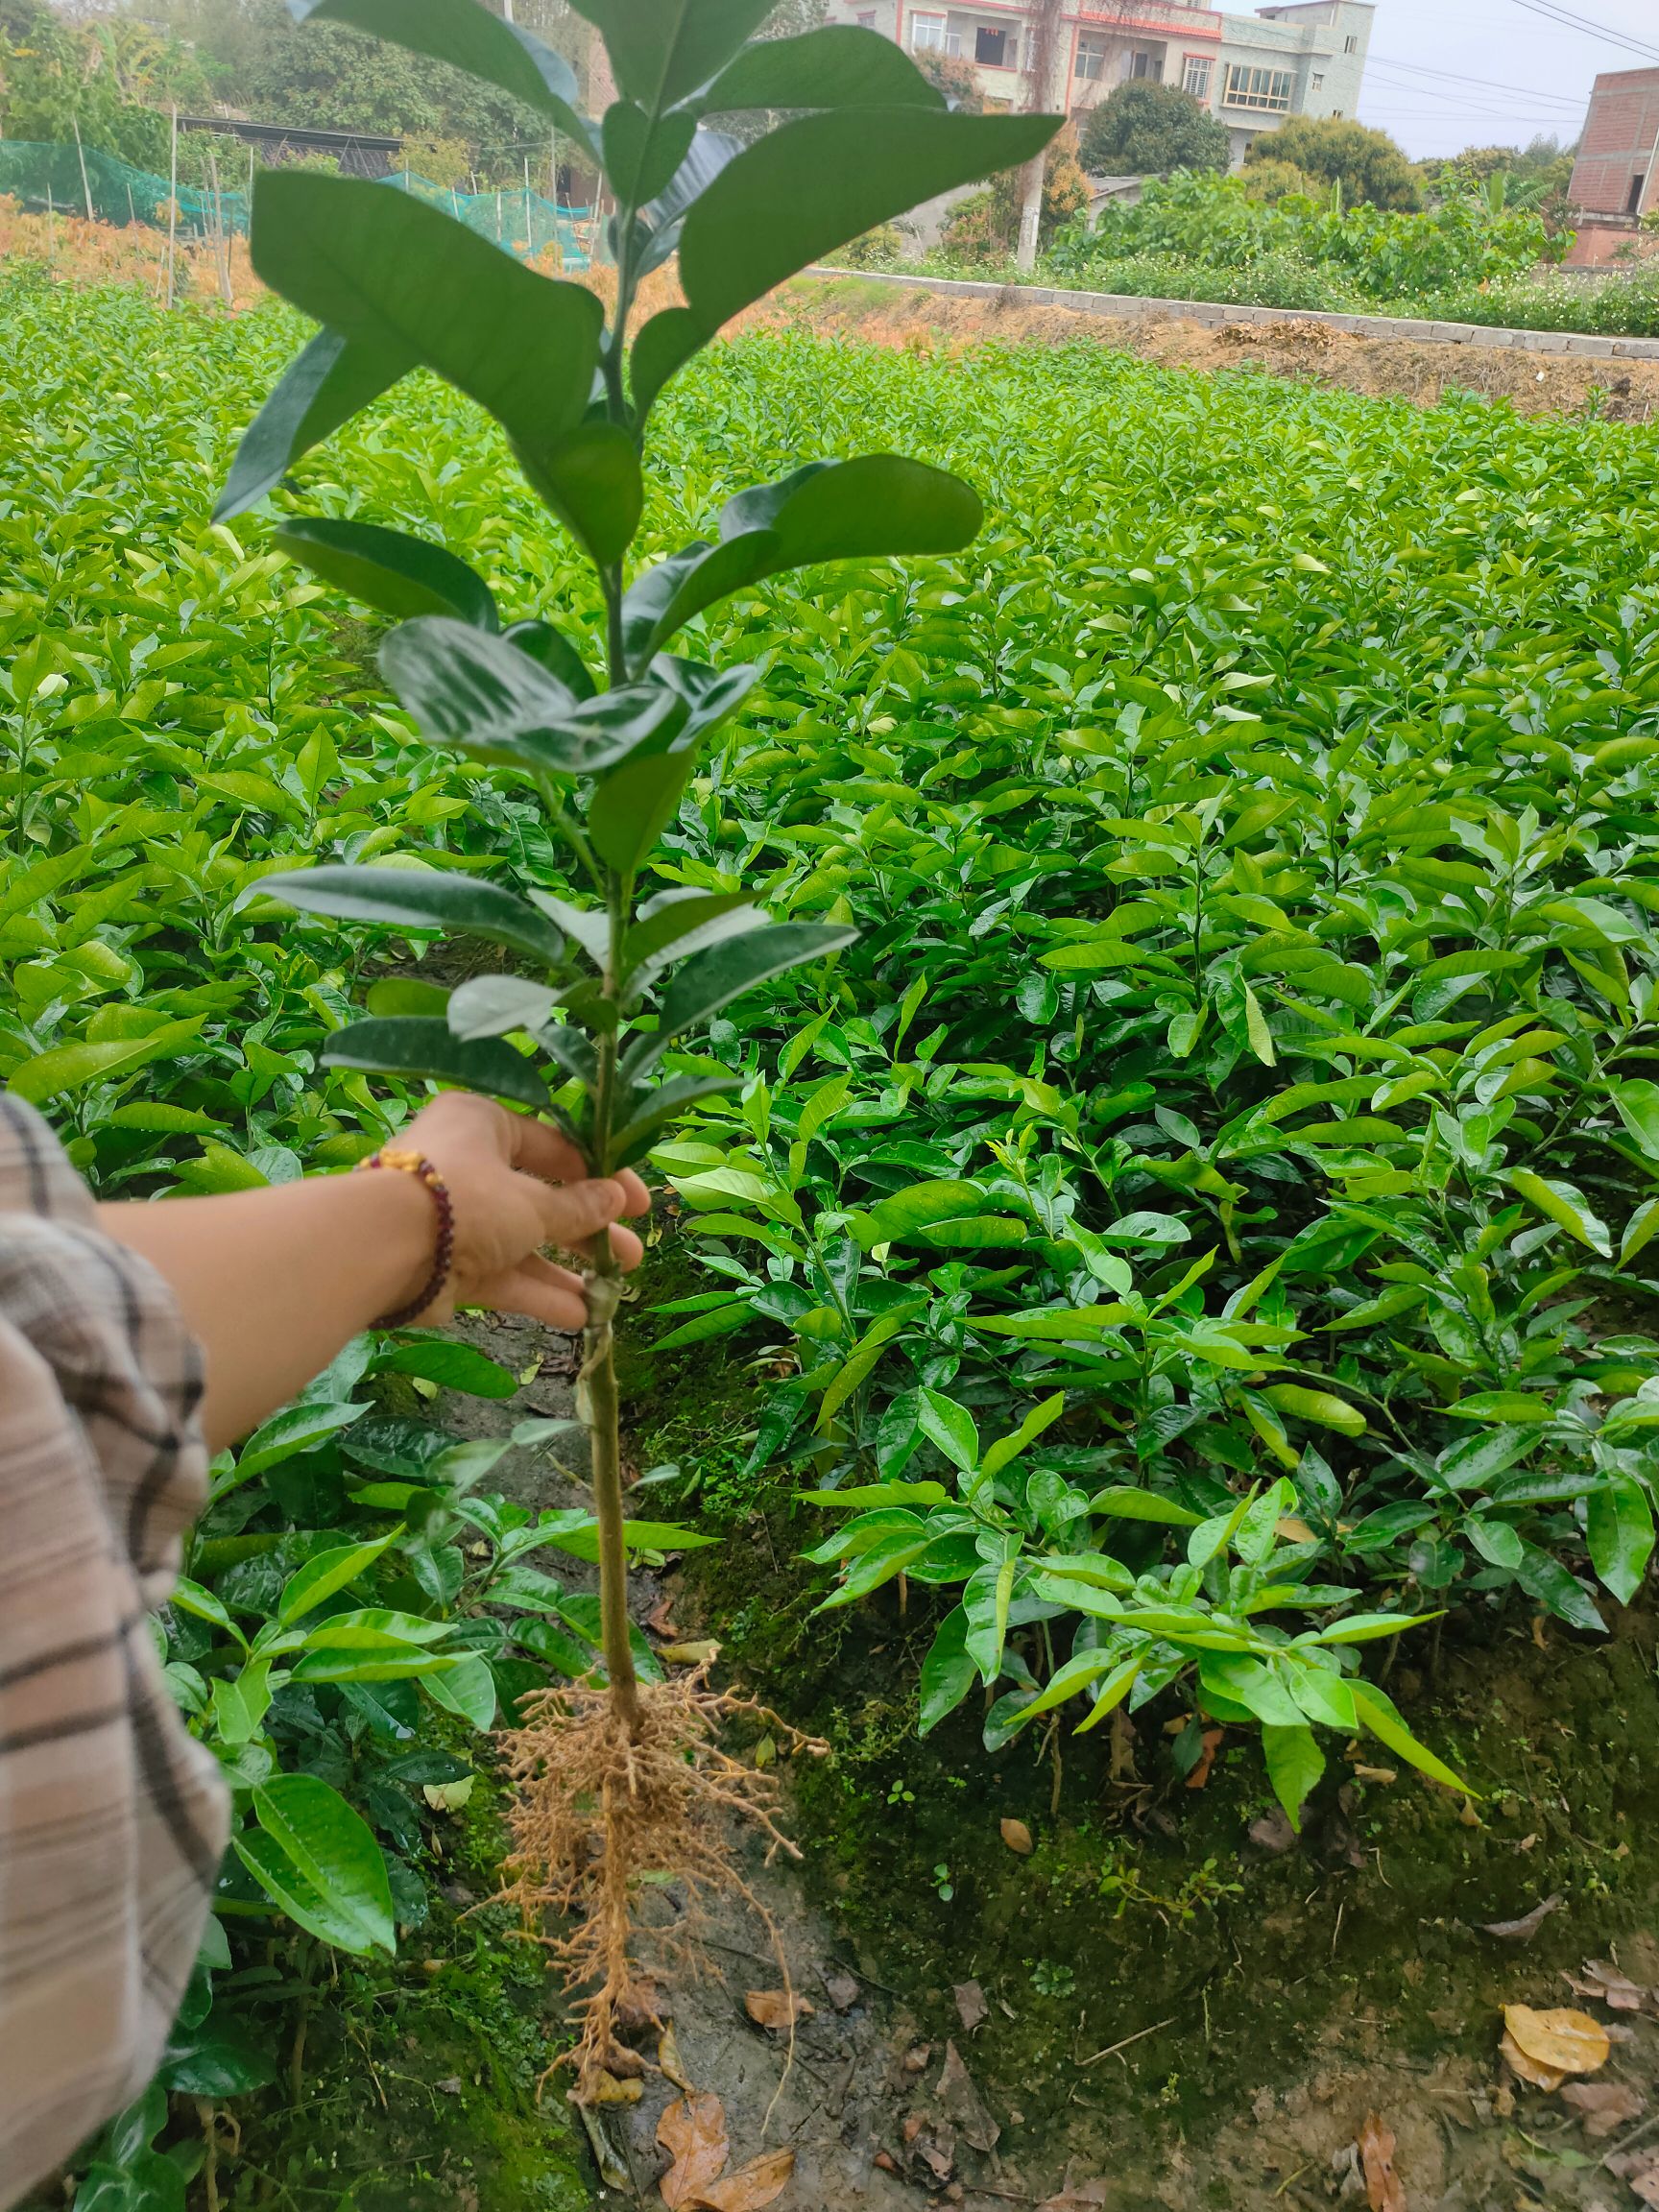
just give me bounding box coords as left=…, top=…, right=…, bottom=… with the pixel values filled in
left=0, top=1097, right=228, bottom=2207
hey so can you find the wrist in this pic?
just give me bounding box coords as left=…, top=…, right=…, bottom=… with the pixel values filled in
left=352, top=1153, right=454, bottom=1324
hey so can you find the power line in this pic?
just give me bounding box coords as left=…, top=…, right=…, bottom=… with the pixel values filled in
left=1505, top=0, right=1659, bottom=64
left=1365, top=52, right=1586, bottom=109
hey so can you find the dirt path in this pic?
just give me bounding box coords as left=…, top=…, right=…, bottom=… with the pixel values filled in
left=748, top=274, right=1659, bottom=423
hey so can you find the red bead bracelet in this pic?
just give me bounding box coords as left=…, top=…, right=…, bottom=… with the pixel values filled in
left=354, top=1147, right=454, bottom=1328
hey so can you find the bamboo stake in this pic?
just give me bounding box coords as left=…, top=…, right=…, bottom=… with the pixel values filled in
left=166, top=104, right=178, bottom=309
left=206, top=144, right=232, bottom=305
left=72, top=117, right=94, bottom=224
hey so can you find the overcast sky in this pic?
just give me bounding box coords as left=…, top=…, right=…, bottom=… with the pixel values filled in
left=1353, top=0, right=1658, bottom=157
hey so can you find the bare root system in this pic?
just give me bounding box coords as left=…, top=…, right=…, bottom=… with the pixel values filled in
left=497, top=1668, right=822, bottom=2102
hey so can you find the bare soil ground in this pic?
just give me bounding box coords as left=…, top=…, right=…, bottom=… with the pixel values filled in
left=748, top=275, right=1659, bottom=423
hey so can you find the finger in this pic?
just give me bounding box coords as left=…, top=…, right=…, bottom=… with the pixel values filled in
left=472, top=1254, right=589, bottom=1333
left=615, top=1167, right=651, bottom=1216
left=508, top=1115, right=593, bottom=1186
left=533, top=1176, right=630, bottom=1250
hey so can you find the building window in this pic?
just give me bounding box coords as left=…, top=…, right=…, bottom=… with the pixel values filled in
left=1310, top=70, right=1323, bottom=88
left=1630, top=172, right=1648, bottom=214
left=1074, top=32, right=1107, bottom=79
left=1125, top=47, right=1159, bottom=80
left=1182, top=54, right=1213, bottom=98
left=855, top=7, right=877, bottom=20
left=975, top=22, right=1015, bottom=65
left=910, top=10, right=958, bottom=54
left=1221, top=63, right=1294, bottom=112
left=1343, top=32, right=1358, bottom=50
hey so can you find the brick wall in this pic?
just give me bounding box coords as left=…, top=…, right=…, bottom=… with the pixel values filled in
left=1570, top=69, right=1659, bottom=220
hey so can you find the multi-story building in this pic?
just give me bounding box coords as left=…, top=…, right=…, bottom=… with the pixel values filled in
left=1569, top=67, right=1659, bottom=222
left=830, top=0, right=1375, bottom=167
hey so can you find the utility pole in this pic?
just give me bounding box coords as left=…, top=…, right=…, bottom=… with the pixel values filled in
left=1015, top=0, right=1063, bottom=273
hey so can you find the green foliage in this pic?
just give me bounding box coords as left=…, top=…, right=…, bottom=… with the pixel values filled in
left=943, top=122, right=1088, bottom=266
left=1248, top=116, right=1422, bottom=212
left=1077, top=82, right=1229, bottom=180
left=0, top=12, right=206, bottom=172
left=1050, top=170, right=1551, bottom=303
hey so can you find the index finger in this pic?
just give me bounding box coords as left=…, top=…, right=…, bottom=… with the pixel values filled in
left=508, top=1114, right=593, bottom=1186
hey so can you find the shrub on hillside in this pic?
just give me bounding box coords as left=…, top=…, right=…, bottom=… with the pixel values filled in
left=1078, top=81, right=1230, bottom=178
left=1249, top=117, right=1421, bottom=210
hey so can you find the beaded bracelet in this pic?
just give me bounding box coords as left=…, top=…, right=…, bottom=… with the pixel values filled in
left=353, top=1147, right=455, bottom=1328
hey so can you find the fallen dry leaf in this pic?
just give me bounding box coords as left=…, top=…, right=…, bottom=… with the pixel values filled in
left=1358, top=2110, right=1406, bottom=2212
left=1560, top=2080, right=1645, bottom=2138
left=589, top=2070, right=643, bottom=2105
left=1040, top=2186, right=1110, bottom=2211
left=1185, top=1725, right=1225, bottom=1791
left=901, top=2042, right=931, bottom=2075
left=658, top=2093, right=729, bottom=2210
left=659, top=2021, right=693, bottom=2094
left=1633, top=2170, right=1659, bottom=2211
left=936, top=2038, right=1000, bottom=2155
left=743, top=1989, right=813, bottom=2032
left=1353, top=1764, right=1398, bottom=1786
left=1000, top=1816, right=1034, bottom=1855
left=1579, top=1959, right=1647, bottom=2011
left=1276, top=1514, right=1317, bottom=1543
left=1248, top=1807, right=1297, bottom=1853
left=821, top=1967, right=859, bottom=2012
left=659, top=1639, right=721, bottom=1668
left=954, top=1980, right=989, bottom=2033
left=1503, top=2005, right=1611, bottom=2079
left=688, top=2148, right=796, bottom=2211
left=1480, top=1894, right=1562, bottom=1943
left=644, top=1594, right=680, bottom=1639
left=1501, top=2031, right=1567, bottom=2091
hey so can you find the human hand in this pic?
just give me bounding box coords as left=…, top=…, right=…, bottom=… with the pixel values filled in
left=396, top=1093, right=649, bottom=1332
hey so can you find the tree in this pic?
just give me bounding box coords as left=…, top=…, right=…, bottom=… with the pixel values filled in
left=944, top=121, right=1087, bottom=261
left=1241, top=156, right=1314, bottom=204
left=1247, top=116, right=1420, bottom=210
left=910, top=42, right=984, bottom=113
left=219, top=0, right=1059, bottom=2099
left=1078, top=80, right=1229, bottom=178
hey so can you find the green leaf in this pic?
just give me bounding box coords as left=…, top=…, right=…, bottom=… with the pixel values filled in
left=697, top=23, right=946, bottom=113
left=622, top=890, right=760, bottom=983
left=570, top=0, right=773, bottom=111
left=446, top=974, right=560, bottom=1040
left=1445, top=1392, right=1558, bottom=1423
left=1586, top=1478, right=1653, bottom=1605
left=217, top=327, right=409, bottom=519
left=631, top=107, right=1060, bottom=414
left=228, top=1399, right=371, bottom=1486
left=376, top=1339, right=518, bottom=1398
left=159, top=2031, right=276, bottom=2100
left=623, top=457, right=985, bottom=661
left=918, top=1388, right=978, bottom=1475
left=1514, top=1541, right=1607, bottom=1633
left=629, top=922, right=856, bottom=1073
left=1350, top=1682, right=1476, bottom=1795
left=170, top=1577, right=246, bottom=1645
left=918, top=1604, right=976, bottom=1734
left=421, top=1652, right=498, bottom=1729
left=1506, top=1167, right=1612, bottom=1257
left=610, top=1073, right=744, bottom=1166
left=1260, top=1383, right=1367, bottom=1439
left=1070, top=1653, right=1146, bottom=1734
left=8, top=1017, right=203, bottom=1106
left=1087, top=1487, right=1205, bottom=1527
left=251, top=864, right=567, bottom=967
left=1610, top=1077, right=1659, bottom=1161
left=589, top=746, right=697, bottom=876
left=275, top=517, right=498, bottom=629
left=523, top=421, right=645, bottom=567
left=1262, top=1722, right=1325, bottom=1830
left=380, top=618, right=681, bottom=775
left=603, top=101, right=696, bottom=206
left=277, top=1531, right=400, bottom=1623
left=251, top=174, right=602, bottom=487
left=238, top=1774, right=395, bottom=1955
left=322, top=1017, right=549, bottom=1107
left=981, top=1393, right=1067, bottom=1479
left=962, top=1554, right=1018, bottom=1685
left=503, top=617, right=597, bottom=700
left=1314, top=1610, right=1439, bottom=1645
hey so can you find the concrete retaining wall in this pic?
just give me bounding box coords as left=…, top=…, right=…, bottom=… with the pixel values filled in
left=807, top=265, right=1659, bottom=364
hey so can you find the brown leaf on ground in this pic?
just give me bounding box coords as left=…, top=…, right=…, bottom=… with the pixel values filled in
left=1480, top=1894, right=1562, bottom=1942
left=658, top=2093, right=729, bottom=2210
left=1248, top=1808, right=1297, bottom=1853
left=644, top=1595, right=680, bottom=1639
left=1353, top=1764, right=1398, bottom=1786
left=1500, top=2031, right=1567, bottom=2092
left=1185, top=1726, right=1225, bottom=1791
left=1358, top=2111, right=1406, bottom=2212
left=659, top=1639, right=721, bottom=1667
left=659, top=2021, right=693, bottom=2094
left=1503, top=2005, right=1611, bottom=2078
left=589, top=2070, right=643, bottom=2104
left=1000, top=1816, right=1033, bottom=1854
left=1578, top=1959, right=1647, bottom=2011
left=936, top=2038, right=1001, bottom=2155
left=1632, top=2169, right=1659, bottom=2210
left=821, top=1967, right=860, bottom=2012
left=954, top=1980, right=989, bottom=2033
left=1560, top=2080, right=1644, bottom=2137
left=744, top=1989, right=813, bottom=2032
left=688, top=2148, right=796, bottom=2211
left=1040, top=2185, right=1110, bottom=2210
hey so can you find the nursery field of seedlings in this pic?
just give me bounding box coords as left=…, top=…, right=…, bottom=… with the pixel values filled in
left=8, top=261, right=1659, bottom=2206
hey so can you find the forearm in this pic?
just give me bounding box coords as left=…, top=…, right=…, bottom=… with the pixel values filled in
left=96, top=1172, right=433, bottom=1452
